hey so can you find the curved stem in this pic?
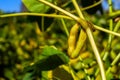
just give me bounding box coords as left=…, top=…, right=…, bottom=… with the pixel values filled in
left=0, top=13, right=120, bottom=37
left=82, top=0, right=103, bottom=11
left=0, top=13, right=72, bottom=20
left=94, top=25, right=120, bottom=37
left=38, top=0, right=106, bottom=79
left=86, top=28, right=106, bottom=80
left=70, top=0, right=105, bottom=79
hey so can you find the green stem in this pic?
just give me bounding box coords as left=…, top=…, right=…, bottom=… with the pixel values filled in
left=103, top=0, right=113, bottom=61
left=68, top=64, right=79, bottom=80
left=72, top=0, right=106, bottom=79
left=60, top=18, right=69, bottom=37
left=101, top=20, right=120, bottom=58
left=94, top=25, right=120, bottom=37
left=86, top=28, right=106, bottom=80
left=109, top=10, right=120, bottom=18
left=106, top=53, right=120, bottom=75
left=0, top=13, right=72, bottom=20
left=37, top=0, right=86, bottom=29
left=81, top=0, right=103, bottom=11
left=111, top=20, right=120, bottom=41
left=79, top=57, right=91, bottom=80
left=38, top=0, right=106, bottom=79
left=72, top=0, right=84, bottom=19
left=41, top=16, right=44, bottom=32
left=114, top=20, right=120, bottom=32
left=1, top=13, right=120, bottom=37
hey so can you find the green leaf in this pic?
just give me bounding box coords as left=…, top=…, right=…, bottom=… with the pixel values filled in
left=41, top=71, right=49, bottom=80
left=22, top=0, right=53, bottom=13
left=24, top=46, right=69, bottom=78
left=106, top=72, right=113, bottom=80
left=39, top=46, right=69, bottom=62
left=4, top=69, right=14, bottom=80
left=36, top=46, right=70, bottom=70
left=23, top=73, right=35, bottom=80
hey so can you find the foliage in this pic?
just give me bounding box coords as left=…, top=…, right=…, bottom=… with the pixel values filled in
left=22, top=0, right=53, bottom=13
left=23, top=46, right=69, bottom=79
left=0, top=0, right=120, bottom=80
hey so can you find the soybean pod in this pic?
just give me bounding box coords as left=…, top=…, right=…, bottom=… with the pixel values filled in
left=71, top=29, right=87, bottom=58
left=67, top=23, right=80, bottom=56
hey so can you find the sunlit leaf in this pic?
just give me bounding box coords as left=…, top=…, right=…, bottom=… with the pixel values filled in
left=22, top=0, right=53, bottom=13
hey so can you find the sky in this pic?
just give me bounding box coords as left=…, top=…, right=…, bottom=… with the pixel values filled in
left=0, top=0, right=21, bottom=12
left=0, top=0, right=120, bottom=13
